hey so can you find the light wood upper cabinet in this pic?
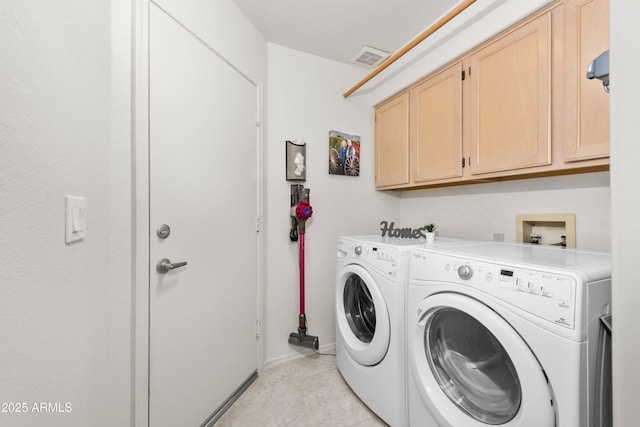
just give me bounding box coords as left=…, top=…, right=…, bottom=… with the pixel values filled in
left=375, top=92, right=410, bottom=188
left=411, top=62, right=463, bottom=183
left=564, top=0, right=609, bottom=161
left=373, top=0, right=609, bottom=190
left=467, top=13, right=552, bottom=175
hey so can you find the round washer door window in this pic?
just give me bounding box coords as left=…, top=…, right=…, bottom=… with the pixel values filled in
left=336, top=264, right=390, bottom=366
left=412, top=293, right=555, bottom=427
left=426, top=308, right=521, bottom=424
left=343, top=273, right=376, bottom=343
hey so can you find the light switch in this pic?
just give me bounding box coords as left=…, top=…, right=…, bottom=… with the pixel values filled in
left=65, top=195, right=86, bottom=243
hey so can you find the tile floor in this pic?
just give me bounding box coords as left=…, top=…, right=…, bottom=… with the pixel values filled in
left=216, top=353, right=388, bottom=426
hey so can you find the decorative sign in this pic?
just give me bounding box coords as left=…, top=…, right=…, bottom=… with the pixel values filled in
left=380, top=221, right=429, bottom=238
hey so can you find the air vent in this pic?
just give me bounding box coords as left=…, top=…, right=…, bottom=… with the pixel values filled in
left=350, top=46, right=391, bottom=68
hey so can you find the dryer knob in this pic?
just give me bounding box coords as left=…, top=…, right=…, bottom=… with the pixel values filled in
left=458, top=265, right=473, bottom=280
left=354, top=246, right=363, bottom=255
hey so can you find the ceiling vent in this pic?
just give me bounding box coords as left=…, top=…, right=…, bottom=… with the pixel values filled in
left=350, top=46, right=391, bottom=68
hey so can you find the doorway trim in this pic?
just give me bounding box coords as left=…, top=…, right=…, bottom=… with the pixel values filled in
left=133, top=1, right=150, bottom=425
left=132, top=1, right=264, bottom=425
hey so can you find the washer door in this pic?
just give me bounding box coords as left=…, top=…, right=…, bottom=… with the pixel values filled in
left=412, top=293, right=555, bottom=426
left=336, top=264, right=390, bottom=366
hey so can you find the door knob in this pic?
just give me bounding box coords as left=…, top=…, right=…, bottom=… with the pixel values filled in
left=156, top=258, right=188, bottom=274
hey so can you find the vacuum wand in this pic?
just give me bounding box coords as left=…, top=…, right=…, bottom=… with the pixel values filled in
left=288, top=184, right=319, bottom=350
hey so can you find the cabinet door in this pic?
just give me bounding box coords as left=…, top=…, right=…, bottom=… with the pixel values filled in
left=468, top=13, right=551, bottom=175
left=375, top=92, right=410, bottom=188
left=564, top=0, right=609, bottom=161
left=411, top=62, right=463, bottom=183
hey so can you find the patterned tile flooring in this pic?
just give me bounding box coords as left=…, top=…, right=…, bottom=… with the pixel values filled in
left=216, top=354, right=388, bottom=426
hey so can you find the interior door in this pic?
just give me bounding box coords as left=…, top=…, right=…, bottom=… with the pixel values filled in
left=149, top=4, right=258, bottom=426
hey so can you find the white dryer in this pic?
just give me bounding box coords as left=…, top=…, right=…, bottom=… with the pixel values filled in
left=336, top=235, right=469, bottom=427
left=406, top=242, right=611, bottom=427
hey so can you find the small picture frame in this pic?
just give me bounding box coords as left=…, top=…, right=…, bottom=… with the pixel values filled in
left=286, top=140, right=306, bottom=181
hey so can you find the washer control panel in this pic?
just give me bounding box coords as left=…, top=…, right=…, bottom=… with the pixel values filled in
left=338, top=240, right=399, bottom=277
left=412, top=251, right=578, bottom=330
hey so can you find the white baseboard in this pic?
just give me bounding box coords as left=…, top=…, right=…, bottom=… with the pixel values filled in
left=262, top=342, right=336, bottom=371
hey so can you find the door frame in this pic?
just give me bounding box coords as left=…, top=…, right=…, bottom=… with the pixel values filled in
left=132, top=2, right=264, bottom=425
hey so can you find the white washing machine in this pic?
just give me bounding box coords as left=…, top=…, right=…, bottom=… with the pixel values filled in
left=406, top=242, right=611, bottom=427
left=336, top=235, right=471, bottom=427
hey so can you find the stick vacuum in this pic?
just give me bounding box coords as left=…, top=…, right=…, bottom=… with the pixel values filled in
left=288, top=184, right=319, bottom=350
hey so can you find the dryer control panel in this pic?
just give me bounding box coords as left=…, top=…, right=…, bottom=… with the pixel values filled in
left=338, top=240, right=399, bottom=278
left=411, top=251, right=579, bottom=333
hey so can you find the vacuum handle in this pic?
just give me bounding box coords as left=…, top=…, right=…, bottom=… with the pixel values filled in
left=290, top=184, right=309, bottom=240
left=300, top=188, right=310, bottom=202
left=290, top=217, right=299, bottom=241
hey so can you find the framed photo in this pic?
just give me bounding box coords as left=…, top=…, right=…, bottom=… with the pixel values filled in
left=286, top=140, right=306, bottom=181
left=328, top=130, right=360, bottom=176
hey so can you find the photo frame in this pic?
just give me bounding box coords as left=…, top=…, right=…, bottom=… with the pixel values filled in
left=328, top=130, right=360, bottom=176
left=286, top=139, right=306, bottom=181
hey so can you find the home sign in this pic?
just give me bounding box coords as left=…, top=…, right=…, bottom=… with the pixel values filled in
left=380, top=221, right=429, bottom=238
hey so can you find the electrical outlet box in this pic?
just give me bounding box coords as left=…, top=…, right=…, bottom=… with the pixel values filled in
left=516, top=214, right=575, bottom=247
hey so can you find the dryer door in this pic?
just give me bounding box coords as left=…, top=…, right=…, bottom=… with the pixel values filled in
left=412, top=293, right=555, bottom=427
left=336, top=264, right=390, bottom=366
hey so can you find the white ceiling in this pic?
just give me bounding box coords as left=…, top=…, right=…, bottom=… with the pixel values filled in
left=231, top=0, right=461, bottom=66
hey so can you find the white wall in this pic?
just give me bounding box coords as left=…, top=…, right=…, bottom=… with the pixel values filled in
left=609, top=1, right=640, bottom=424
left=0, top=2, right=132, bottom=426
left=399, top=172, right=611, bottom=250
left=264, top=44, right=399, bottom=364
